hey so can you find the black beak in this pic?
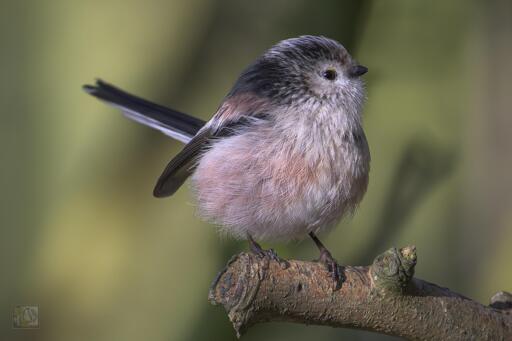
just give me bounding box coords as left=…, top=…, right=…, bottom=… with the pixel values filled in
left=348, top=64, right=368, bottom=78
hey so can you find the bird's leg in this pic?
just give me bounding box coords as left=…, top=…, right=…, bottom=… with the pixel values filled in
left=309, top=232, right=343, bottom=290
left=248, top=234, right=289, bottom=269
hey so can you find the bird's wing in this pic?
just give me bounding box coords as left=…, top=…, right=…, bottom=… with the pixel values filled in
left=83, top=79, right=205, bottom=143
left=152, top=127, right=212, bottom=197
left=153, top=93, right=270, bottom=197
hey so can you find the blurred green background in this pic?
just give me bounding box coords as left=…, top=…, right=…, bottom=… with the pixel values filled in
left=1, top=0, right=511, bottom=340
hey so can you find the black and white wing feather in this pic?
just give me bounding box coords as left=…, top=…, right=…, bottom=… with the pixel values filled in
left=83, top=79, right=205, bottom=143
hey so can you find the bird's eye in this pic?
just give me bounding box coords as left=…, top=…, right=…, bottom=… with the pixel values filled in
left=322, top=69, right=337, bottom=81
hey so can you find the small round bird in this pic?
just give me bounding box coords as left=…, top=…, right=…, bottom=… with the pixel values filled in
left=84, top=35, right=370, bottom=288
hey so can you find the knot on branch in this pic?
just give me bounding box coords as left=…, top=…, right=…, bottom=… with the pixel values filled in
left=208, top=253, right=267, bottom=337
left=369, top=246, right=417, bottom=295
left=490, top=291, right=512, bottom=311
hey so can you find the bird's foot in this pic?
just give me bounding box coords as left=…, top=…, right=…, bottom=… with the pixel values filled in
left=316, top=249, right=344, bottom=290
left=248, top=236, right=290, bottom=269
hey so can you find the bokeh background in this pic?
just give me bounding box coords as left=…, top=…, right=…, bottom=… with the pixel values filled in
left=1, top=0, right=511, bottom=340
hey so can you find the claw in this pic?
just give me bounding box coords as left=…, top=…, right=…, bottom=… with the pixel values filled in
left=248, top=235, right=290, bottom=269
left=317, top=249, right=343, bottom=290
left=309, top=232, right=344, bottom=290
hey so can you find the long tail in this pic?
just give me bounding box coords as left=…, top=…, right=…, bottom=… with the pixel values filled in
left=83, top=79, right=206, bottom=143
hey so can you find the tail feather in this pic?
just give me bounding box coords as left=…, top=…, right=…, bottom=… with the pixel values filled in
left=83, top=79, right=206, bottom=143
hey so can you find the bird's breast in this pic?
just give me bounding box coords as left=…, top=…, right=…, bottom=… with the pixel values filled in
left=191, top=109, right=370, bottom=240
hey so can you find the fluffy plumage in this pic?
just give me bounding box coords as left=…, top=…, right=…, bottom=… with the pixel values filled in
left=190, top=36, right=370, bottom=241
left=84, top=35, right=370, bottom=243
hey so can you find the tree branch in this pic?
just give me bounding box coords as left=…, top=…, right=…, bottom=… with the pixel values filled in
left=209, top=246, right=512, bottom=340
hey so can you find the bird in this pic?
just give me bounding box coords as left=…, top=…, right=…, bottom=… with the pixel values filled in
left=84, top=35, right=370, bottom=289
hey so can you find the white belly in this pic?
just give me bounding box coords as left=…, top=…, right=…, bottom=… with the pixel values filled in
left=191, top=126, right=370, bottom=242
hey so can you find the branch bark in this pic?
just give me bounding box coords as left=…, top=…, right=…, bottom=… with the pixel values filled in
left=209, top=246, right=512, bottom=340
